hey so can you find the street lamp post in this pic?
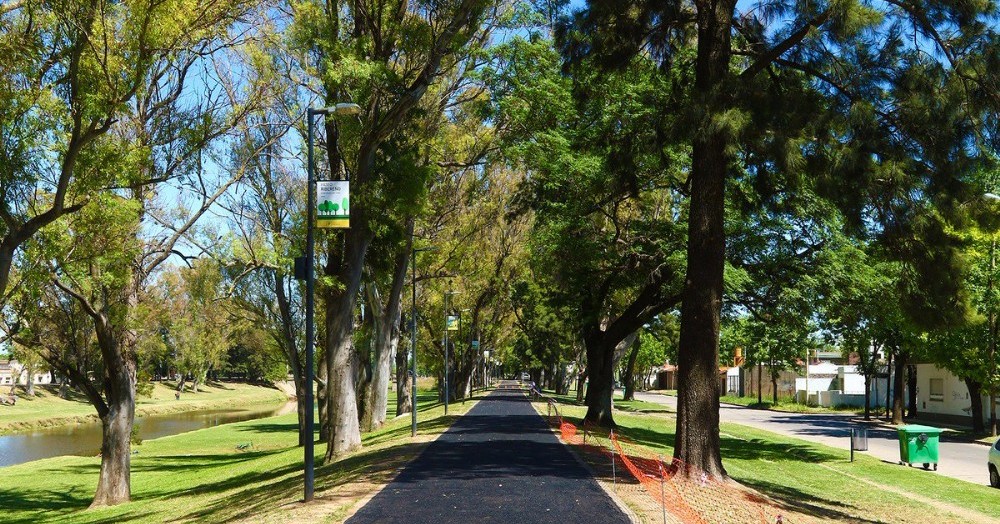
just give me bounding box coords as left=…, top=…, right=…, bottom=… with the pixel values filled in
left=302, top=102, right=360, bottom=503
left=458, top=308, right=470, bottom=400
left=410, top=245, right=434, bottom=437
left=444, top=283, right=460, bottom=414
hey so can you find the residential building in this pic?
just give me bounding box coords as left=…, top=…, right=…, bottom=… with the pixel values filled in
left=915, top=363, right=998, bottom=426
left=0, top=359, right=53, bottom=387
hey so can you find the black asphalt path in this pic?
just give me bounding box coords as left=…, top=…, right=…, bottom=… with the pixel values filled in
left=346, top=384, right=630, bottom=524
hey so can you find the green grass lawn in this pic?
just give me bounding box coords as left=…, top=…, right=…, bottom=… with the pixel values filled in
left=0, top=381, right=289, bottom=435
left=1, top=385, right=470, bottom=524
left=545, top=399, right=1000, bottom=524
left=719, top=394, right=864, bottom=414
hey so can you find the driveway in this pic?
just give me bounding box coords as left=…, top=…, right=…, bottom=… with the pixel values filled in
left=633, top=391, right=992, bottom=487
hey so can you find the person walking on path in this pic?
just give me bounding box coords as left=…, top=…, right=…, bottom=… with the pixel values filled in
left=347, top=383, right=629, bottom=523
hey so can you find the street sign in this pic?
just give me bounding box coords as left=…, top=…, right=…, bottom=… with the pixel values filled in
left=471, top=340, right=480, bottom=351
left=316, top=181, right=349, bottom=228
left=446, top=315, right=459, bottom=331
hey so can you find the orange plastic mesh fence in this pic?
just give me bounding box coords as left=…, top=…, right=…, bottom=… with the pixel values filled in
left=532, top=389, right=795, bottom=524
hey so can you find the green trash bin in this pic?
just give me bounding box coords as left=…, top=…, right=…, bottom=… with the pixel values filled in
left=897, top=425, right=942, bottom=470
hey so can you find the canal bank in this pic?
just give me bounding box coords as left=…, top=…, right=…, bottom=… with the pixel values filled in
left=0, top=381, right=290, bottom=436
left=0, top=401, right=296, bottom=467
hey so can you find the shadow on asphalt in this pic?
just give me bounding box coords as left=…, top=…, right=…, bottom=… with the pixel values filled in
left=732, top=411, right=899, bottom=440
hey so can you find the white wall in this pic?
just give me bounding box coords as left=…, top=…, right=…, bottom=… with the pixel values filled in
left=916, top=363, right=995, bottom=421
left=0, top=361, right=52, bottom=386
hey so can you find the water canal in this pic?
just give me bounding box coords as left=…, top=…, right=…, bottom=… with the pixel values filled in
left=0, top=401, right=296, bottom=468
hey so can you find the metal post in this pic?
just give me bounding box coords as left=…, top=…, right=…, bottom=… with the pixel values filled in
left=411, top=243, right=418, bottom=437
left=609, top=429, right=616, bottom=490
left=659, top=455, right=667, bottom=524
left=850, top=428, right=855, bottom=463
left=459, top=311, right=464, bottom=404
left=304, top=108, right=317, bottom=503
left=444, top=282, right=450, bottom=415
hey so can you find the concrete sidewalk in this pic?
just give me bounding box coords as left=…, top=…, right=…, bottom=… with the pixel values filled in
left=347, top=384, right=630, bottom=524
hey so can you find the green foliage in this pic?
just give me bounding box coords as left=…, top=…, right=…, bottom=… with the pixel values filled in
left=159, top=260, right=234, bottom=389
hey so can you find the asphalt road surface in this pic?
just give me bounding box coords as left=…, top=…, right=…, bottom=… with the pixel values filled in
left=634, top=391, right=994, bottom=486
left=347, top=384, right=630, bottom=524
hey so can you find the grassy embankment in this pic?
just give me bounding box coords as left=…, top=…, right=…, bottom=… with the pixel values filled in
left=2, top=380, right=475, bottom=524
left=0, top=382, right=289, bottom=435
left=541, top=393, right=1000, bottom=524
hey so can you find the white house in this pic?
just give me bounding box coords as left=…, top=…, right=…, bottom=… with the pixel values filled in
left=0, top=359, right=52, bottom=387
left=915, top=363, right=997, bottom=425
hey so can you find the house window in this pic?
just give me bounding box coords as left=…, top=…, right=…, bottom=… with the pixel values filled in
left=929, top=378, right=944, bottom=401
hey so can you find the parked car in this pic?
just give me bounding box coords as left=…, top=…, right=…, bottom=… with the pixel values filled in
left=990, top=436, right=1000, bottom=488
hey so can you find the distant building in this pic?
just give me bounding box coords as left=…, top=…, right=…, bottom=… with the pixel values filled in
left=915, top=363, right=997, bottom=426
left=0, top=359, right=52, bottom=387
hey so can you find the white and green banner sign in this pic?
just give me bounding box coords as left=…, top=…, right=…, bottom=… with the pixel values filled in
left=446, top=315, right=459, bottom=331
left=317, top=181, right=349, bottom=228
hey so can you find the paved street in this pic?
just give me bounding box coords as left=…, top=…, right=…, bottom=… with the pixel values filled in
left=634, top=391, right=993, bottom=487
left=347, top=384, right=629, bottom=524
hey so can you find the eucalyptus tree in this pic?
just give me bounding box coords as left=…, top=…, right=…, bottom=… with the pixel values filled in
left=5, top=1, right=268, bottom=505
left=160, top=260, right=233, bottom=393
left=0, top=0, right=143, bottom=301
left=223, top=103, right=310, bottom=441
left=565, top=0, right=1000, bottom=476
left=290, top=0, right=506, bottom=458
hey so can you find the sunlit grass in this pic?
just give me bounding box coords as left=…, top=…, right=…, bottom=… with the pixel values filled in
left=1, top=385, right=475, bottom=523
left=545, top=399, right=1000, bottom=524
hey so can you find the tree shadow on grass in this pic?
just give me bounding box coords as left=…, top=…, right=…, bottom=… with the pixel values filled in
left=736, top=478, right=884, bottom=524
left=568, top=412, right=864, bottom=524
left=179, top=440, right=429, bottom=522
left=0, top=486, right=93, bottom=521
left=0, top=481, right=159, bottom=524
left=234, top=421, right=298, bottom=434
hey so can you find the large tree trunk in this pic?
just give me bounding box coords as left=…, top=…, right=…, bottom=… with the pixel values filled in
left=90, top=317, right=138, bottom=508
left=757, top=364, right=762, bottom=404
left=966, top=378, right=985, bottom=433
left=673, top=0, right=735, bottom=480
left=906, top=364, right=918, bottom=418
left=92, top=390, right=135, bottom=507
left=24, top=365, right=35, bottom=396
left=396, top=337, right=413, bottom=417
left=323, top=228, right=370, bottom=460
left=771, top=370, right=778, bottom=405
left=863, top=372, right=872, bottom=421
left=891, top=352, right=907, bottom=424
left=622, top=336, right=641, bottom=401
left=584, top=331, right=637, bottom=425
left=359, top=273, right=404, bottom=432
left=318, top=348, right=329, bottom=441
left=576, top=371, right=586, bottom=402
left=584, top=333, right=615, bottom=426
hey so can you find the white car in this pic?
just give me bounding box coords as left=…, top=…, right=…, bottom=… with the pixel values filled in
left=990, top=436, right=1000, bottom=488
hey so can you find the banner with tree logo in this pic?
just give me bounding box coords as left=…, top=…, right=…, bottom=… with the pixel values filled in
left=316, top=181, right=349, bottom=228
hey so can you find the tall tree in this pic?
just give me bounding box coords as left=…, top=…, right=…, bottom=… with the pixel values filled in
left=567, top=0, right=999, bottom=476
left=488, top=28, right=688, bottom=426
left=292, top=0, right=500, bottom=458
left=7, top=1, right=266, bottom=504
